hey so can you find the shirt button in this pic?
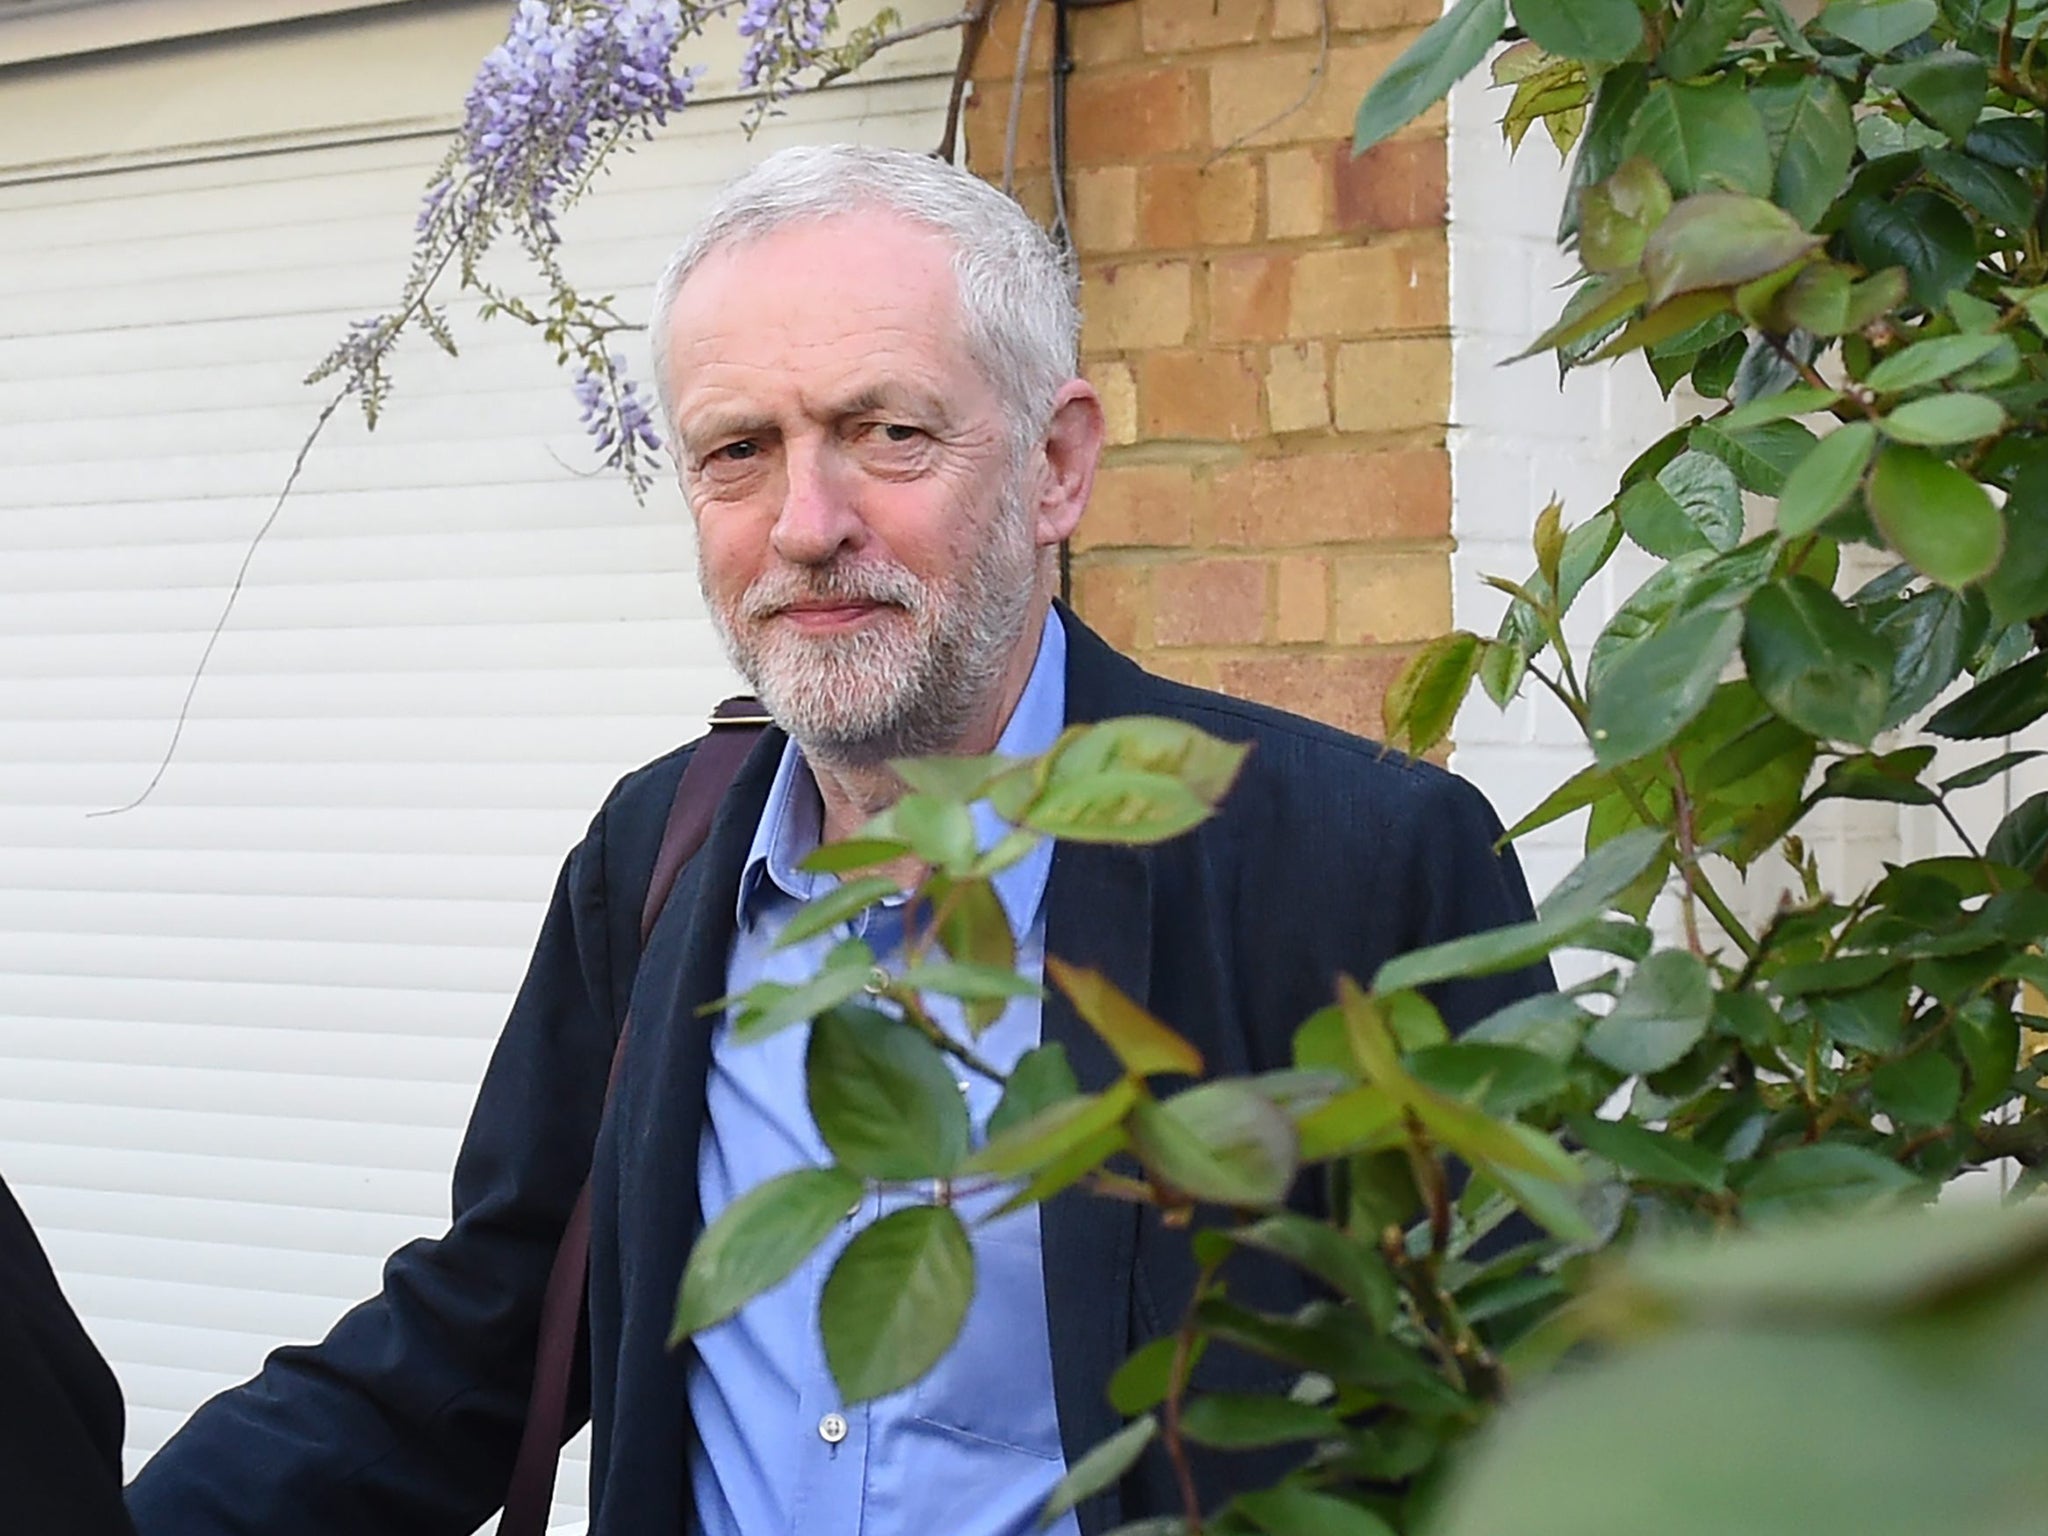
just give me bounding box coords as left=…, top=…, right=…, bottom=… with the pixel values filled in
left=818, top=1412, right=849, bottom=1445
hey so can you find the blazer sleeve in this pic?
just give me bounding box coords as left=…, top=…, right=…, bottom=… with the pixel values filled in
left=126, top=809, right=627, bottom=1536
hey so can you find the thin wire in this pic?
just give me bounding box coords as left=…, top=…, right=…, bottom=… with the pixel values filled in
left=1047, top=0, right=1073, bottom=249
left=90, top=392, right=343, bottom=818
left=1001, top=0, right=1048, bottom=196
left=1207, top=0, right=1330, bottom=164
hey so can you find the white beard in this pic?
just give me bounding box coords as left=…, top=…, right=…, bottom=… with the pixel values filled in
left=703, top=480, right=1040, bottom=767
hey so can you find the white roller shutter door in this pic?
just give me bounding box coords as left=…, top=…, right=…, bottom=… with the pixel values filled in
left=0, top=9, right=954, bottom=1527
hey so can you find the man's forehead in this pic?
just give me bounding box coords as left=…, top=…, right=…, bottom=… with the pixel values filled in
left=671, top=207, right=962, bottom=320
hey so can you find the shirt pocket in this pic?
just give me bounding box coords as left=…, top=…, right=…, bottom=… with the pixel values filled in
left=909, top=1203, right=1065, bottom=1460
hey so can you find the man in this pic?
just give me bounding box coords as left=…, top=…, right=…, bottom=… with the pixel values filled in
left=130, top=144, right=1545, bottom=1535
left=3, top=1172, right=135, bottom=1536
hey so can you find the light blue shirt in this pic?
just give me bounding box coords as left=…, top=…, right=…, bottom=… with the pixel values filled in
left=689, top=613, right=1084, bottom=1536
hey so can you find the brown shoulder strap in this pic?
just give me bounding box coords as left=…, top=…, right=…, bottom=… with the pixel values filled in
left=498, top=697, right=769, bottom=1536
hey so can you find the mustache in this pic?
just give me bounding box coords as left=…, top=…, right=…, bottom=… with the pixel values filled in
left=739, top=562, right=925, bottom=622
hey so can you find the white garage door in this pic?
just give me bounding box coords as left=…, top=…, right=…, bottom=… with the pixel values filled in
left=0, top=4, right=953, bottom=1526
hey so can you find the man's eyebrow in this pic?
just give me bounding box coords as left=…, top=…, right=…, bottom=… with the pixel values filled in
left=835, top=383, right=952, bottom=422
left=677, top=410, right=774, bottom=454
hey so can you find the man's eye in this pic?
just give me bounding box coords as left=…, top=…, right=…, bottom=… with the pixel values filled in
left=711, top=439, right=759, bottom=463
left=877, top=423, right=922, bottom=444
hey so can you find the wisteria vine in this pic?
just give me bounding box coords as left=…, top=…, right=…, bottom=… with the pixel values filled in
left=309, top=0, right=949, bottom=495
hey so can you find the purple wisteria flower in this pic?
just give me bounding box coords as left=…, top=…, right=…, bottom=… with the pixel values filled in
left=575, top=358, right=665, bottom=462
left=737, top=0, right=837, bottom=91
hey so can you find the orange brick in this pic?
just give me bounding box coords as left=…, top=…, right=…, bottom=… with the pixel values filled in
left=1086, top=358, right=1140, bottom=446
left=1209, top=35, right=1421, bottom=150
left=1209, top=447, right=1449, bottom=544
left=1143, top=650, right=1219, bottom=689
left=1010, top=171, right=1056, bottom=229
left=1289, top=237, right=1447, bottom=338
left=974, top=0, right=1055, bottom=80
left=1214, top=649, right=1410, bottom=736
left=963, top=80, right=1052, bottom=176
left=1139, top=158, right=1260, bottom=249
left=1334, top=337, right=1448, bottom=433
left=1076, top=462, right=1200, bottom=549
left=1265, top=145, right=1334, bottom=238
left=1141, top=0, right=1267, bottom=53
left=1071, top=559, right=1149, bottom=651
left=1333, top=552, right=1452, bottom=644
left=1073, top=165, right=1140, bottom=252
left=1068, top=65, right=1202, bottom=165
left=1337, top=137, right=1447, bottom=232
left=1273, top=0, right=1444, bottom=36
left=1209, top=251, right=1295, bottom=342
left=1070, top=1, right=1142, bottom=64
left=1264, top=341, right=1331, bottom=432
left=1138, top=347, right=1265, bottom=441
left=1155, top=557, right=1270, bottom=646
left=1081, top=260, right=1196, bottom=351
left=1275, top=553, right=1330, bottom=641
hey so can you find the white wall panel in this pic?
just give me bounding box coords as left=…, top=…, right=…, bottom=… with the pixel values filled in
left=0, top=7, right=956, bottom=1527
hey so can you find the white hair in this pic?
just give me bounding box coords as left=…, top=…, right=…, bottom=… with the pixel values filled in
left=649, top=143, right=1081, bottom=458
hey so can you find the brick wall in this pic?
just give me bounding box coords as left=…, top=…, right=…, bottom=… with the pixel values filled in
left=963, top=0, right=1448, bottom=737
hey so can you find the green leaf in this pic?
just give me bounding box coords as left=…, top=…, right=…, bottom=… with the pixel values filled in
left=1742, top=575, right=1893, bottom=745
left=1941, top=750, right=2043, bottom=792
left=894, top=960, right=1041, bottom=1006
left=807, top=1006, right=970, bottom=1180
left=1740, top=1142, right=1923, bottom=1219
left=1870, top=587, right=1971, bottom=726
left=1866, top=445, right=2004, bottom=588
left=1865, top=332, right=2007, bottom=393
left=1354, top=0, right=1507, bottom=152
left=1047, top=957, right=1204, bottom=1077
left=888, top=751, right=1022, bottom=802
left=1622, top=77, right=1772, bottom=198
left=1591, top=289, right=1735, bottom=362
left=1502, top=760, right=1618, bottom=841
left=1022, top=770, right=1212, bottom=845
left=1814, top=0, right=1938, bottom=54
left=1579, top=156, right=1673, bottom=273
left=1777, top=421, right=1877, bottom=536
left=1227, top=1212, right=1400, bottom=1332
left=800, top=837, right=912, bottom=875
left=1408, top=1041, right=1569, bottom=1114
left=1872, top=50, right=1988, bottom=142
left=1178, top=1392, right=1345, bottom=1449
left=963, top=1079, right=1136, bottom=1178
left=985, top=1042, right=1079, bottom=1142
left=1588, top=608, right=1745, bottom=764
left=926, top=872, right=1014, bottom=978
left=1922, top=148, right=2034, bottom=232
left=1043, top=1416, right=1159, bottom=1526
left=1540, top=826, right=1670, bottom=924
left=1756, top=74, right=1857, bottom=227
left=727, top=963, right=875, bottom=1045
left=1930, top=652, right=2048, bottom=737
left=671, top=1165, right=862, bottom=1340
left=1107, top=1334, right=1203, bottom=1416
left=884, top=794, right=977, bottom=871
left=1658, top=0, right=1753, bottom=80
left=1869, top=1052, right=1963, bottom=1127
left=1846, top=190, right=1978, bottom=309
left=1983, top=461, right=2048, bottom=624
left=774, top=874, right=901, bottom=950
left=1881, top=391, right=2009, bottom=445
left=821, top=1204, right=974, bottom=1403
left=1720, top=384, right=1842, bottom=432
left=1512, top=0, right=1642, bottom=61
left=1464, top=992, right=1590, bottom=1061
left=1691, top=418, right=1820, bottom=497
left=1566, top=1113, right=1727, bottom=1190
left=1988, top=789, right=2048, bottom=879
left=1129, top=1082, right=1298, bottom=1208
left=1382, top=630, right=1482, bottom=755
left=1585, top=950, right=1715, bottom=1074
left=1237, top=1485, right=1398, bottom=1536
left=1617, top=449, right=1743, bottom=557
left=1641, top=193, right=1823, bottom=307
left=1816, top=749, right=1938, bottom=806
left=1514, top=273, right=1648, bottom=361
left=1372, top=911, right=1582, bottom=993
left=1051, top=717, right=1251, bottom=809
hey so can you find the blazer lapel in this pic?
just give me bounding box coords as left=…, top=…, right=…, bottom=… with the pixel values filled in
left=1042, top=605, right=1157, bottom=1534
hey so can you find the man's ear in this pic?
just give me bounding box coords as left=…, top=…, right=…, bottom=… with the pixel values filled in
left=1032, top=379, right=1105, bottom=551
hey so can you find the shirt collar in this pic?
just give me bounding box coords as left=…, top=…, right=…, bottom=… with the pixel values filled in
left=736, top=609, right=1068, bottom=937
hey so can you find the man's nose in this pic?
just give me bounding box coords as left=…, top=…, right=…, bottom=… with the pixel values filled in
left=769, top=441, right=863, bottom=566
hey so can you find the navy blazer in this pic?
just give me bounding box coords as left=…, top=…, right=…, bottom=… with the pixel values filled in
left=130, top=608, right=1547, bottom=1536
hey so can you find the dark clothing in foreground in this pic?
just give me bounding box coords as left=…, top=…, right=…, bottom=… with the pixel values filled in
left=129, top=607, right=1549, bottom=1536
left=2, top=1172, right=135, bottom=1536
